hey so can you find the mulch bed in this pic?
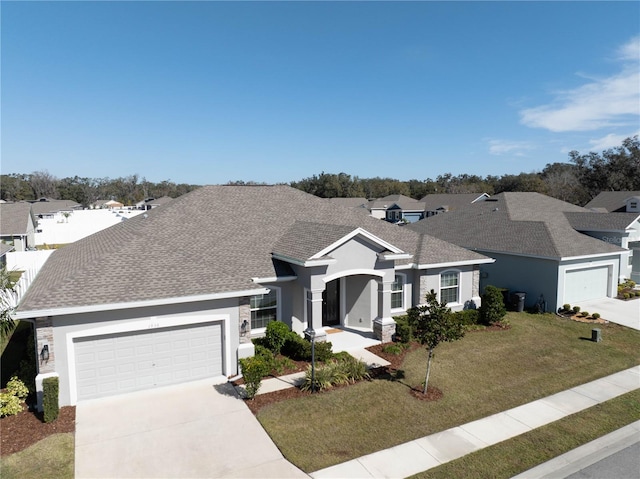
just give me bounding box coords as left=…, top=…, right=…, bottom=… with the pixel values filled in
left=0, top=405, right=76, bottom=456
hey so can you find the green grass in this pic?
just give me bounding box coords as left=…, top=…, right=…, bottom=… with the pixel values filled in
left=413, top=389, right=640, bottom=479
left=257, top=312, right=640, bottom=472
left=0, top=433, right=74, bottom=479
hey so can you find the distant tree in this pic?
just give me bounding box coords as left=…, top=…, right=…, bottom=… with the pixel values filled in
left=407, top=290, right=466, bottom=394
left=569, top=135, right=640, bottom=201
left=493, top=172, right=546, bottom=194
left=28, top=170, right=58, bottom=199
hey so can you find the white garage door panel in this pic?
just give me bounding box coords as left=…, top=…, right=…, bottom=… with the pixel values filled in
left=74, top=322, right=223, bottom=401
left=565, top=267, right=608, bottom=304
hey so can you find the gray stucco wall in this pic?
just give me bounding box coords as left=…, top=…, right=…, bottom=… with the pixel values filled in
left=416, top=265, right=480, bottom=311
left=345, top=275, right=376, bottom=328
left=478, top=252, right=559, bottom=312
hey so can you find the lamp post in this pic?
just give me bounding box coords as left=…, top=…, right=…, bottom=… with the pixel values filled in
left=304, top=327, right=316, bottom=393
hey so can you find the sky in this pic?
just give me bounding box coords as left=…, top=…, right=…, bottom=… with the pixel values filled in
left=2, top=1, right=639, bottom=186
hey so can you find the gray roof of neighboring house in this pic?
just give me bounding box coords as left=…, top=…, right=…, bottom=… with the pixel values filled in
left=325, top=197, right=369, bottom=208
left=17, top=185, right=490, bottom=314
left=407, top=192, right=624, bottom=259
left=0, top=203, right=34, bottom=235
left=565, top=212, right=640, bottom=232
left=420, top=193, right=489, bottom=212
left=584, top=191, right=640, bottom=212
left=368, top=194, right=425, bottom=211
left=148, top=196, right=173, bottom=206
left=30, top=199, right=82, bottom=216
left=0, top=243, right=14, bottom=257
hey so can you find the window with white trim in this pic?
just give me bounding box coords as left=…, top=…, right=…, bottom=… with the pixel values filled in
left=250, top=289, right=277, bottom=329
left=440, top=271, right=459, bottom=304
left=391, top=274, right=404, bottom=309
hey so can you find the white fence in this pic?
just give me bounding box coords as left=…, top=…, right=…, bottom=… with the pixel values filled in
left=4, top=250, right=56, bottom=309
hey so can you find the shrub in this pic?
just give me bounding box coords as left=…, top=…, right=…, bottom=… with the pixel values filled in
left=581, top=311, right=589, bottom=317
left=563, top=304, right=571, bottom=312
left=300, top=355, right=369, bottom=392
left=281, top=334, right=310, bottom=360
left=572, top=306, right=581, bottom=313
left=264, top=321, right=291, bottom=354
left=0, top=392, right=22, bottom=417
left=479, top=285, right=506, bottom=325
left=314, top=341, right=334, bottom=362
left=239, top=355, right=270, bottom=399
left=382, top=344, right=404, bottom=355
left=592, top=313, right=600, bottom=319
left=253, top=344, right=275, bottom=371
left=6, top=376, right=28, bottom=400
left=273, top=356, right=296, bottom=375
left=624, top=293, right=631, bottom=299
left=453, top=309, right=480, bottom=326
left=636, top=291, right=640, bottom=297
left=393, top=315, right=413, bottom=343
left=42, top=376, right=59, bottom=423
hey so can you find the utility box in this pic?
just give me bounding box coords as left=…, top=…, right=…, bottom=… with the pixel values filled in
left=591, top=328, right=602, bottom=343
left=513, top=292, right=526, bottom=312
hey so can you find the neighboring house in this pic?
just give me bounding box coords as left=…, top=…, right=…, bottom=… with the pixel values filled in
left=367, top=194, right=427, bottom=223
left=407, top=192, right=628, bottom=313
left=585, top=191, right=640, bottom=213
left=13, top=185, right=492, bottom=407
left=29, top=198, right=82, bottom=219
left=421, top=193, right=490, bottom=217
left=0, top=243, right=15, bottom=268
left=0, top=203, right=37, bottom=251
left=92, top=199, right=125, bottom=209
left=136, top=196, right=174, bottom=210
left=565, top=212, right=640, bottom=283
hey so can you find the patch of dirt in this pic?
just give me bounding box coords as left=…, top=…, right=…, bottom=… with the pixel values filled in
left=0, top=405, right=75, bottom=456
left=409, top=385, right=444, bottom=402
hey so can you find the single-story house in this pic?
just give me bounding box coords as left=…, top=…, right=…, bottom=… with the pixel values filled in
left=13, top=185, right=493, bottom=407
left=420, top=193, right=490, bottom=217
left=367, top=194, right=427, bottom=223
left=29, top=198, right=82, bottom=219
left=0, top=202, right=37, bottom=252
left=585, top=191, right=640, bottom=213
left=407, top=192, right=628, bottom=312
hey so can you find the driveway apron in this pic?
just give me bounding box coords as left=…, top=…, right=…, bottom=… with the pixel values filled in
left=573, top=298, right=640, bottom=330
left=75, top=379, right=308, bottom=478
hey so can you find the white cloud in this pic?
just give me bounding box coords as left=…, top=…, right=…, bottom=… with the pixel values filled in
left=588, top=130, right=640, bottom=151
left=520, top=36, right=640, bottom=132
left=487, top=139, right=534, bottom=156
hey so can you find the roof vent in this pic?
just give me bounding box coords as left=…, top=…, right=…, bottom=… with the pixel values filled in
left=493, top=208, right=499, bottom=212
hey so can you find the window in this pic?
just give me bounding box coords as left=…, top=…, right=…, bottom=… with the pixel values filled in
left=391, top=274, right=404, bottom=309
left=440, top=271, right=459, bottom=304
left=250, top=289, right=277, bottom=329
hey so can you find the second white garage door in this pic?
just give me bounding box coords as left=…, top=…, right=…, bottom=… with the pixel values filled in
left=74, top=321, right=223, bottom=401
left=564, top=267, right=609, bottom=304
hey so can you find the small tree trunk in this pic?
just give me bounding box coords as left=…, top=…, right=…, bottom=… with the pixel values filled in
left=423, top=348, right=433, bottom=394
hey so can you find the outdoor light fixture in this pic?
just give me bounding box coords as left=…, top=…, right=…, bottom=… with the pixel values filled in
left=304, top=327, right=317, bottom=393
left=240, top=320, right=248, bottom=336
left=40, top=344, right=49, bottom=362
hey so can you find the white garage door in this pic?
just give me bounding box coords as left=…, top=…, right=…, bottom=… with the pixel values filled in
left=74, top=322, right=223, bottom=401
left=564, top=267, right=609, bottom=304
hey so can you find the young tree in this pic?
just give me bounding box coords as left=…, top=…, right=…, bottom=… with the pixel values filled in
left=407, top=290, right=466, bottom=394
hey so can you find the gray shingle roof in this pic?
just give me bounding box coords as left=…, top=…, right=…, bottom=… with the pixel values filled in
left=420, top=193, right=489, bottom=212
left=17, top=185, right=489, bottom=313
left=325, top=197, right=368, bottom=208
left=407, top=192, right=624, bottom=258
left=30, top=199, right=82, bottom=216
left=565, top=212, right=640, bottom=231
left=368, top=194, right=420, bottom=210
left=0, top=203, right=34, bottom=235
left=585, top=191, right=640, bottom=212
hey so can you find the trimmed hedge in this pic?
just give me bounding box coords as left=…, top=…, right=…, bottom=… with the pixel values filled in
left=43, top=376, right=59, bottom=423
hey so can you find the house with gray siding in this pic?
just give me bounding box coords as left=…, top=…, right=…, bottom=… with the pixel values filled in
left=13, top=185, right=492, bottom=407
left=0, top=202, right=37, bottom=252
left=407, top=192, right=628, bottom=313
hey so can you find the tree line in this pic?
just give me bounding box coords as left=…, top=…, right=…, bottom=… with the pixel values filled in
left=1, top=136, right=638, bottom=207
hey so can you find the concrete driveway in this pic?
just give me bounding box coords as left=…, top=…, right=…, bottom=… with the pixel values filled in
left=573, top=297, right=640, bottom=331
left=75, top=379, right=308, bottom=478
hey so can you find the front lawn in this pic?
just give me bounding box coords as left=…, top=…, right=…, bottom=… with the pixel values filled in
left=0, top=433, right=74, bottom=479
left=256, top=312, right=640, bottom=472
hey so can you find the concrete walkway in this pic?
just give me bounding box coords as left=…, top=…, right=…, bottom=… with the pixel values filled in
left=573, top=297, right=640, bottom=331
left=309, top=366, right=640, bottom=479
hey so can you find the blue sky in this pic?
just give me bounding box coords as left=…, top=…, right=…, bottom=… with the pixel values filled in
left=2, top=1, right=639, bottom=185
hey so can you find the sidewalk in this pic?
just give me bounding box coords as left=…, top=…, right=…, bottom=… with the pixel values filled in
left=309, top=366, right=640, bottom=479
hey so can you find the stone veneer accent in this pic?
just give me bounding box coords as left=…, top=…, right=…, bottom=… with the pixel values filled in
left=238, top=297, right=251, bottom=344
left=419, top=273, right=430, bottom=302
left=473, top=265, right=480, bottom=296
left=36, top=316, right=55, bottom=374
left=373, top=318, right=396, bottom=343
